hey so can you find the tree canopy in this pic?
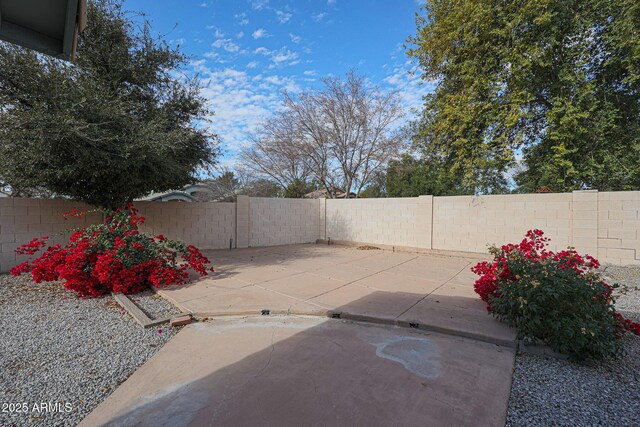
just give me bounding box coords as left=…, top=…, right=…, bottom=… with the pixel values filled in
left=386, top=154, right=468, bottom=197
left=408, top=0, right=640, bottom=193
left=0, top=0, right=218, bottom=208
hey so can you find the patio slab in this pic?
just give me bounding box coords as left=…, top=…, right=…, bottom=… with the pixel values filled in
left=79, top=316, right=515, bottom=427
left=159, top=244, right=515, bottom=346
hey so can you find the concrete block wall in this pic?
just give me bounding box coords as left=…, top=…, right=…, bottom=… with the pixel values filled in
left=236, top=195, right=250, bottom=248
left=248, top=197, right=320, bottom=247
left=325, top=198, right=423, bottom=248
left=432, top=193, right=574, bottom=254
left=325, top=190, right=640, bottom=265
left=0, top=198, right=101, bottom=272
left=571, top=190, right=598, bottom=257
left=0, top=199, right=237, bottom=273
left=136, top=201, right=236, bottom=250
left=2, top=190, right=640, bottom=272
left=597, top=192, right=640, bottom=265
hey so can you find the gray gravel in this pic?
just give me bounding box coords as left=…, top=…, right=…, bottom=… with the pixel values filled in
left=129, top=289, right=181, bottom=320
left=506, top=264, right=640, bottom=427
left=0, top=274, right=182, bottom=426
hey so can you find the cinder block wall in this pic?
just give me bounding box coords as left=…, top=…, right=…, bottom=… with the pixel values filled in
left=0, top=199, right=237, bottom=273
left=597, top=192, right=640, bottom=264
left=325, top=191, right=640, bottom=265
left=0, top=198, right=101, bottom=272
left=325, top=197, right=425, bottom=248
left=432, top=193, right=574, bottom=254
left=136, top=201, right=236, bottom=250
left=2, top=190, right=640, bottom=272
left=248, top=197, right=319, bottom=247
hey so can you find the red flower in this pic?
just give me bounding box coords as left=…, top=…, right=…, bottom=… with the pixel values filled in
left=12, top=204, right=213, bottom=297
left=471, top=229, right=640, bottom=338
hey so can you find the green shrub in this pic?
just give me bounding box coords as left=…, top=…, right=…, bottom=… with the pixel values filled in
left=472, top=230, right=638, bottom=361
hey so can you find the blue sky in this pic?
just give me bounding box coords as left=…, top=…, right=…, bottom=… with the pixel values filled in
left=127, top=0, right=433, bottom=168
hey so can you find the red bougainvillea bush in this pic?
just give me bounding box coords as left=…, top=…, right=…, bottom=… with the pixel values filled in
left=10, top=204, right=213, bottom=297
left=472, top=229, right=640, bottom=360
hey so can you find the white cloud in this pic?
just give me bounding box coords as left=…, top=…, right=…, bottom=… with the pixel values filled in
left=235, top=13, right=249, bottom=26
left=252, top=46, right=297, bottom=67
left=303, top=70, right=316, bottom=76
left=211, top=38, right=241, bottom=53
left=199, top=2, right=209, bottom=7
left=276, top=10, right=292, bottom=23
left=289, top=33, right=301, bottom=44
left=246, top=61, right=259, bottom=69
left=236, top=31, right=244, bottom=38
left=327, top=0, right=336, bottom=5
left=169, top=38, right=186, bottom=46
left=252, top=28, right=269, bottom=39
left=270, top=47, right=298, bottom=65
left=383, top=63, right=435, bottom=116
left=190, top=64, right=302, bottom=163
left=312, top=12, right=327, bottom=22
left=251, top=0, right=269, bottom=10
left=253, top=47, right=271, bottom=55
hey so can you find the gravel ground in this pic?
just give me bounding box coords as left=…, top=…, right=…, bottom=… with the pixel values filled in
left=506, top=264, right=640, bottom=427
left=128, top=290, right=181, bottom=320
left=0, top=274, right=182, bottom=427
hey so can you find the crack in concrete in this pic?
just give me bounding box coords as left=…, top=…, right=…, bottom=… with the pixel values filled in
left=253, top=329, right=276, bottom=378
left=394, top=260, right=473, bottom=319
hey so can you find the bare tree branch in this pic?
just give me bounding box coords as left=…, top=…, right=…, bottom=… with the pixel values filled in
left=240, top=70, right=406, bottom=198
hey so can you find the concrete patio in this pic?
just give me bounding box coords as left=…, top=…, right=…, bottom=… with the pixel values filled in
left=81, top=244, right=519, bottom=426
left=160, top=244, right=516, bottom=346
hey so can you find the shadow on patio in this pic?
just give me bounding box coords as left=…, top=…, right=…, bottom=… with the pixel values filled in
left=159, top=244, right=514, bottom=346
left=79, top=289, right=516, bottom=427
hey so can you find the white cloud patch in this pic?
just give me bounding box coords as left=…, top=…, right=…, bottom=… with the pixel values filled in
left=251, top=0, right=269, bottom=10
left=169, top=38, right=186, bottom=46
left=211, top=38, right=241, bottom=53
left=276, top=10, right=292, bottom=23
left=235, top=13, right=249, bottom=26
left=253, top=46, right=298, bottom=67
left=189, top=64, right=301, bottom=163
left=236, top=31, right=244, bottom=39
left=253, top=47, right=271, bottom=55
left=246, top=61, right=259, bottom=69
left=383, top=62, right=435, bottom=116
left=269, top=47, right=298, bottom=66
left=252, top=28, right=270, bottom=39
left=312, top=12, right=327, bottom=22
left=289, top=33, right=301, bottom=44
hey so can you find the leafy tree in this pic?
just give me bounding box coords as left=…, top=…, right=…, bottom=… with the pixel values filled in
left=409, top=0, right=640, bottom=192
left=386, top=154, right=471, bottom=197
left=0, top=0, right=218, bottom=208
left=359, top=170, right=387, bottom=198
left=283, top=179, right=317, bottom=199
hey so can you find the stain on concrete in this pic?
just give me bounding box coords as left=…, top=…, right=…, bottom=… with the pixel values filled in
left=374, top=336, right=441, bottom=378
left=357, top=325, right=441, bottom=379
